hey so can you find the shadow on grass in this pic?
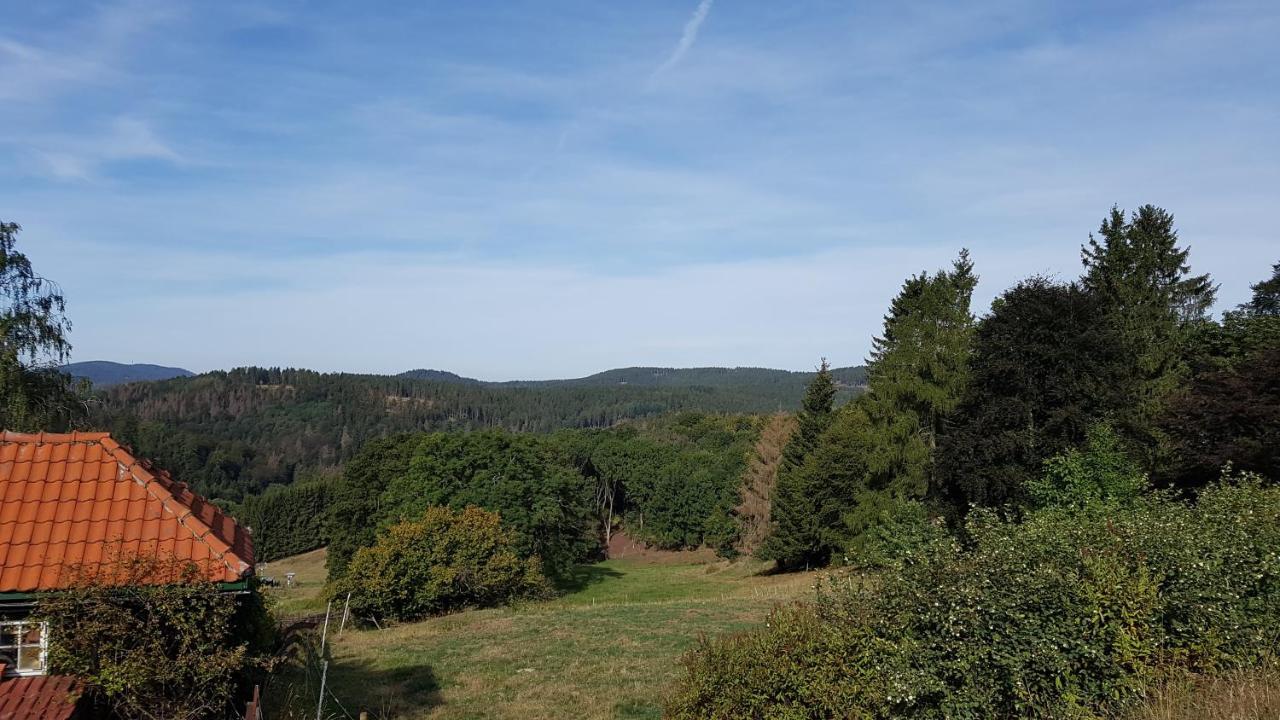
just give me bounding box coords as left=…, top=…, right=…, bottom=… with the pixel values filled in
left=554, top=563, right=626, bottom=594
left=751, top=561, right=789, bottom=577
left=265, top=648, right=441, bottom=719
left=614, top=699, right=664, bottom=719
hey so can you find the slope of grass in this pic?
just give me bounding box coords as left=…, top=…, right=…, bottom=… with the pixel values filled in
left=265, top=553, right=814, bottom=720
left=259, top=547, right=329, bottom=616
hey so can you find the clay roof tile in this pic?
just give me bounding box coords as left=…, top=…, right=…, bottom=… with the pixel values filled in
left=0, top=674, right=83, bottom=720
left=0, top=431, right=254, bottom=592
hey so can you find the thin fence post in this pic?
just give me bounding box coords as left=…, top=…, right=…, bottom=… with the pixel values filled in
left=316, top=659, right=329, bottom=720
left=338, top=592, right=352, bottom=635
left=319, top=599, right=333, bottom=655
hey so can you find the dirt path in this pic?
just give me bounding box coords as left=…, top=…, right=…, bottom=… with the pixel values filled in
left=605, top=527, right=719, bottom=564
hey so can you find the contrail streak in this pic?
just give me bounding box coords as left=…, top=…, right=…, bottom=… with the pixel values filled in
left=651, top=0, right=714, bottom=80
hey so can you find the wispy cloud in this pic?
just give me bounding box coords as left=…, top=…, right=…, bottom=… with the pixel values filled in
left=650, top=0, right=714, bottom=81
left=4, top=0, right=1279, bottom=375
left=0, top=2, right=179, bottom=102
left=24, top=117, right=182, bottom=181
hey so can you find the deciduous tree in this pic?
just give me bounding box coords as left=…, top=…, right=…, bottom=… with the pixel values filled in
left=0, top=221, right=81, bottom=430
left=936, top=278, right=1127, bottom=508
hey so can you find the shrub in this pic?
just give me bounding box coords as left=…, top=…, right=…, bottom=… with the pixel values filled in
left=668, top=479, right=1280, bottom=719
left=842, top=495, right=949, bottom=571
left=336, top=505, right=551, bottom=621
left=1027, top=423, right=1147, bottom=510
left=37, top=552, right=269, bottom=720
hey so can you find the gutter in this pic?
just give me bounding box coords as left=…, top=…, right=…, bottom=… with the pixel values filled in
left=0, top=578, right=254, bottom=602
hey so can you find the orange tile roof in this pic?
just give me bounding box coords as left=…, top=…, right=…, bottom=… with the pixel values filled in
left=0, top=431, right=253, bottom=593
left=0, top=671, right=82, bottom=720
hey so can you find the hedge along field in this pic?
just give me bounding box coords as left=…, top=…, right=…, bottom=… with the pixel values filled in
left=667, top=479, right=1280, bottom=720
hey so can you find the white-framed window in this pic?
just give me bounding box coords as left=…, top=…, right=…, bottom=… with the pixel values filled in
left=0, top=620, right=48, bottom=676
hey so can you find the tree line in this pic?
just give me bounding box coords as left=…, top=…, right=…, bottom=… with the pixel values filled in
left=670, top=206, right=1280, bottom=719
left=89, top=364, right=863, bottom=503
left=312, top=412, right=761, bottom=573
left=761, top=204, right=1279, bottom=570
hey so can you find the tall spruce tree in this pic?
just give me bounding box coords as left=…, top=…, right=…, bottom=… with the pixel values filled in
left=860, top=249, right=977, bottom=499
left=759, top=360, right=837, bottom=569
left=778, top=360, right=837, bottom=473
left=1080, top=205, right=1217, bottom=458
left=1242, top=261, right=1280, bottom=317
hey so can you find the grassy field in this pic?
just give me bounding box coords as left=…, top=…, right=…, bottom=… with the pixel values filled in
left=260, top=547, right=331, bottom=616
left=264, top=551, right=816, bottom=720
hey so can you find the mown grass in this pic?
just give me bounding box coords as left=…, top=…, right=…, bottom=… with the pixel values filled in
left=265, top=553, right=815, bottom=719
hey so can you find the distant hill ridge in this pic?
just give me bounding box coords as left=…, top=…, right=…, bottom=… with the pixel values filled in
left=67, top=361, right=866, bottom=392
left=88, top=363, right=868, bottom=502
left=61, top=361, right=194, bottom=387
left=399, top=365, right=868, bottom=389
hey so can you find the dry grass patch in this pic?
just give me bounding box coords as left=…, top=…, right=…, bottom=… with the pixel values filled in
left=1130, top=669, right=1280, bottom=720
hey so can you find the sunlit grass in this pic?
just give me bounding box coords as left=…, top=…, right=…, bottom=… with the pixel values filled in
left=259, top=547, right=330, bottom=617
left=265, top=552, right=815, bottom=719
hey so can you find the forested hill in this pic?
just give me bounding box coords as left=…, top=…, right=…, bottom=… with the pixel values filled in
left=62, top=360, right=194, bottom=386
left=91, top=364, right=865, bottom=502
left=492, top=365, right=868, bottom=391
left=397, top=365, right=867, bottom=393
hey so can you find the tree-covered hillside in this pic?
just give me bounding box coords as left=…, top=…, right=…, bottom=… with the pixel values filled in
left=62, top=360, right=194, bottom=386
left=495, top=365, right=865, bottom=392
left=92, top=365, right=862, bottom=502
left=402, top=365, right=866, bottom=400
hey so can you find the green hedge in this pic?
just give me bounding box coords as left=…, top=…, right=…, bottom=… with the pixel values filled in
left=668, top=479, right=1280, bottom=719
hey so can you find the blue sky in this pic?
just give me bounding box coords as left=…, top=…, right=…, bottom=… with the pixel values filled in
left=2, top=0, right=1277, bottom=379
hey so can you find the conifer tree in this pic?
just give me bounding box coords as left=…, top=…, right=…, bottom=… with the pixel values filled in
left=1242, top=261, right=1280, bottom=317
left=1080, top=205, right=1217, bottom=456
left=779, top=359, right=837, bottom=473
left=759, top=360, right=837, bottom=569
left=860, top=249, right=977, bottom=499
